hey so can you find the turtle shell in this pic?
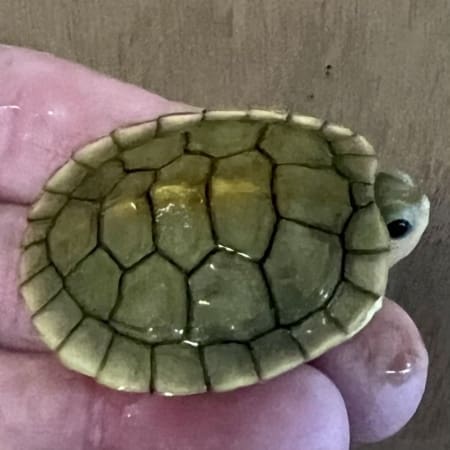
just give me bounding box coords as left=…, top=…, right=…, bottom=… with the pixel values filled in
left=20, top=110, right=390, bottom=395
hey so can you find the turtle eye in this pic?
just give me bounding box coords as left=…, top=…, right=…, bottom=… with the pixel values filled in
left=387, top=219, right=412, bottom=239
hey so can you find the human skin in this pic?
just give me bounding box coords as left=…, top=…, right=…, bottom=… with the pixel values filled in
left=0, top=45, right=429, bottom=450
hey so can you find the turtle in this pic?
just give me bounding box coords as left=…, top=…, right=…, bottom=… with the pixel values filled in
left=19, top=109, right=430, bottom=395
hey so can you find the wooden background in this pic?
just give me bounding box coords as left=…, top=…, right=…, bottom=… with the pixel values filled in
left=0, top=1, right=449, bottom=448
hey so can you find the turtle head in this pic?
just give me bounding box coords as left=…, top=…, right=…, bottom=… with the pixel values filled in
left=375, top=170, right=430, bottom=267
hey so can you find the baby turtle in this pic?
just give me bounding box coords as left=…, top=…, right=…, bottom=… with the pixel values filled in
left=19, top=110, right=430, bottom=395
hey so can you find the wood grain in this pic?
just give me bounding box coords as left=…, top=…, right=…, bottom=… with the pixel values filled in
left=1, top=1, right=449, bottom=448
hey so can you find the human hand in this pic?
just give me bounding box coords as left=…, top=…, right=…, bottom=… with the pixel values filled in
left=0, top=45, right=429, bottom=450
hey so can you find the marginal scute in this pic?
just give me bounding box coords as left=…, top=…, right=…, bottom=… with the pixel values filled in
left=73, top=136, right=119, bottom=169
left=19, top=242, right=49, bottom=283
left=211, top=151, right=275, bottom=259
left=72, top=160, right=125, bottom=200
left=103, top=171, right=155, bottom=209
left=250, top=329, right=304, bottom=380
left=204, top=110, right=247, bottom=121
left=20, top=265, right=62, bottom=313
left=58, top=317, right=113, bottom=377
left=101, top=197, right=154, bottom=268
left=121, top=134, right=185, bottom=170
left=351, top=183, right=375, bottom=207
left=28, top=192, right=67, bottom=220
left=248, top=109, right=288, bottom=122
left=264, top=220, right=342, bottom=324
left=275, top=166, right=352, bottom=233
left=290, top=311, right=345, bottom=359
left=189, top=251, right=274, bottom=344
left=45, top=160, right=88, bottom=194
left=48, top=199, right=98, bottom=275
left=32, top=290, right=83, bottom=350
left=112, top=254, right=187, bottom=343
left=204, top=343, right=258, bottom=392
left=327, top=282, right=380, bottom=334
left=334, top=155, right=377, bottom=184
left=345, top=252, right=389, bottom=296
left=321, top=122, right=354, bottom=141
left=153, top=344, right=206, bottom=395
left=260, top=123, right=332, bottom=166
left=112, top=121, right=157, bottom=149
left=151, top=155, right=215, bottom=271
left=97, top=335, right=151, bottom=393
left=289, top=114, right=324, bottom=130
left=345, top=203, right=390, bottom=251
left=188, top=120, right=263, bottom=158
left=332, top=135, right=375, bottom=155
left=21, top=219, right=52, bottom=247
left=158, top=112, right=203, bottom=135
left=65, top=249, right=121, bottom=320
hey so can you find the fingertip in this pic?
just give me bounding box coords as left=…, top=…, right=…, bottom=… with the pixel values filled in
left=313, top=298, right=428, bottom=444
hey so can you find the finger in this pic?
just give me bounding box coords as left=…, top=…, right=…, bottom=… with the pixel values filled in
left=0, top=350, right=349, bottom=450
left=313, top=299, right=428, bottom=444
left=0, top=204, right=46, bottom=351
left=0, top=44, right=196, bottom=204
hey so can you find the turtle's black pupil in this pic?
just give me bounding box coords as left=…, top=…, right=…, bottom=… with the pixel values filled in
left=387, top=219, right=412, bottom=239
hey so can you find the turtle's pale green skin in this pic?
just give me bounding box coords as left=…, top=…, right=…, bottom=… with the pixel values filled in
left=20, top=110, right=430, bottom=395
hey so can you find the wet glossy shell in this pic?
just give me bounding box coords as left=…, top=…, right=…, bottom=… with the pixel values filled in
left=20, top=110, right=390, bottom=395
